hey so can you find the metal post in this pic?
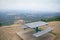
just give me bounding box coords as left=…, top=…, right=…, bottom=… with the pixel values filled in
left=36, top=27, right=39, bottom=33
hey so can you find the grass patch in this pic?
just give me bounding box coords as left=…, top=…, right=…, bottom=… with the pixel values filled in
left=49, top=31, right=57, bottom=35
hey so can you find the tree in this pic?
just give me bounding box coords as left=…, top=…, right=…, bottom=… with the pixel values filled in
left=0, top=23, right=2, bottom=26
left=40, top=19, right=48, bottom=22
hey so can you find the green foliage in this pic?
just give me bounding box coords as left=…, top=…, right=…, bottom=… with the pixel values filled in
left=40, top=16, right=60, bottom=22
left=0, top=23, right=2, bottom=26
left=54, top=16, right=60, bottom=21
left=40, top=19, right=48, bottom=22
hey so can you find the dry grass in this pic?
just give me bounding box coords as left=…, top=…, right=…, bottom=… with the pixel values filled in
left=0, top=21, right=60, bottom=40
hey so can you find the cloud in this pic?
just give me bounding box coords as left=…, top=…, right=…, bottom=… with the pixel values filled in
left=0, top=0, right=60, bottom=12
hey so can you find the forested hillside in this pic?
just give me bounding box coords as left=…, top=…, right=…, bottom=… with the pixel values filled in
left=0, top=11, right=60, bottom=26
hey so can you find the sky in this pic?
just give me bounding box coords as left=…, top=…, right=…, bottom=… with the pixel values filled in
left=0, top=0, right=60, bottom=12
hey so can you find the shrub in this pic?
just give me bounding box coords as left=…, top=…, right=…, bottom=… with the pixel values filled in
left=0, top=23, right=2, bottom=26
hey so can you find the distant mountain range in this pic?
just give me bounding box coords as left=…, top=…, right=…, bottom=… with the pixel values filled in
left=0, top=11, right=60, bottom=25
